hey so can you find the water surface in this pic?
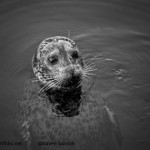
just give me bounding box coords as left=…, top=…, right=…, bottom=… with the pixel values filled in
left=0, top=0, right=150, bottom=150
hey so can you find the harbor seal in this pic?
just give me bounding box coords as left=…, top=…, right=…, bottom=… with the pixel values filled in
left=16, top=36, right=122, bottom=150
left=32, top=36, right=84, bottom=92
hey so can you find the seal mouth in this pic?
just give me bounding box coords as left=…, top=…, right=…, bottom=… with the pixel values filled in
left=61, top=75, right=81, bottom=89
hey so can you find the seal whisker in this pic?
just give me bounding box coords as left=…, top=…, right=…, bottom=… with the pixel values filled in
left=84, top=54, right=103, bottom=63
left=83, top=70, right=93, bottom=74
left=46, top=82, right=57, bottom=90
left=93, top=53, right=104, bottom=58
left=83, top=63, right=97, bottom=79
left=55, top=81, right=62, bottom=87
left=84, top=62, right=95, bottom=65
left=83, top=71, right=97, bottom=75
left=84, top=53, right=103, bottom=59
left=84, top=64, right=96, bottom=68
left=90, top=57, right=102, bottom=61
left=32, top=79, right=39, bottom=82
left=84, top=70, right=98, bottom=73
left=84, top=67, right=97, bottom=72
left=84, top=63, right=95, bottom=68
left=39, top=79, right=58, bottom=93
left=84, top=68, right=98, bottom=71
left=41, top=82, right=55, bottom=92
left=81, top=49, right=91, bottom=52
left=83, top=72, right=96, bottom=76
left=83, top=73, right=92, bottom=78
left=55, top=77, right=63, bottom=87
left=39, top=82, right=51, bottom=93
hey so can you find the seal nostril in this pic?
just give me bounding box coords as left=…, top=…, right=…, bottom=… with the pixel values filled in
left=69, top=68, right=74, bottom=75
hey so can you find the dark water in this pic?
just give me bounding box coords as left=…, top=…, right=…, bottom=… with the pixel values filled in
left=0, top=0, right=150, bottom=150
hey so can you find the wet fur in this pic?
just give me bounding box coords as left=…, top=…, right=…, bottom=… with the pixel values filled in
left=16, top=36, right=122, bottom=150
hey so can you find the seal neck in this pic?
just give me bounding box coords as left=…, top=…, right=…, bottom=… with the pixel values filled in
left=45, top=86, right=82, bottom=117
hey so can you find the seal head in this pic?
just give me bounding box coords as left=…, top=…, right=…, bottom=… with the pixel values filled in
left=32, top=36, right=84, bottom=92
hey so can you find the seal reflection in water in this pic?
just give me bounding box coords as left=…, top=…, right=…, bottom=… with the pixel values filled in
left=17, top=36, right=122, bottom=150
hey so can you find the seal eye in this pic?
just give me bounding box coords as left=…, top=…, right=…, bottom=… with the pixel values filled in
left=72, top=51, right=79, bottom=59
left=48, top=56, right=58, bottom=65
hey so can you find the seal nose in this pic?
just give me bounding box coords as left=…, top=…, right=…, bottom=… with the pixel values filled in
left=62, top=66, right=81, bottom=87
left=69, top=67, right=74, bottom=75
left=66, top=67, right=75, bottom=76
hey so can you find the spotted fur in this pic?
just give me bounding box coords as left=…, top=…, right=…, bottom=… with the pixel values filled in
left=16, top=79, right=122, bottom=150
left=16, top=36, right=122, bottom=150
left=32, top=36, right=79, bottom=85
